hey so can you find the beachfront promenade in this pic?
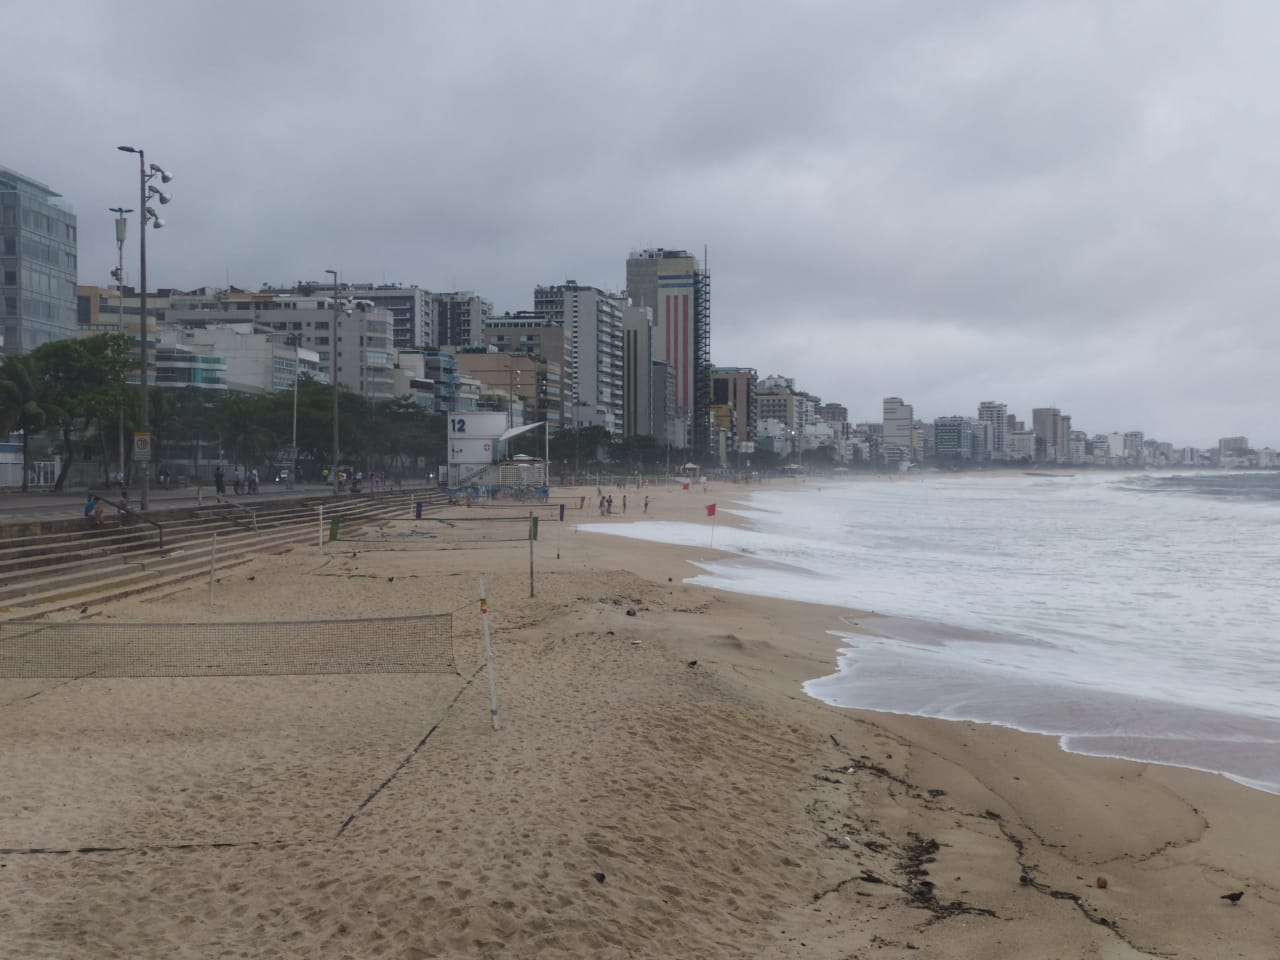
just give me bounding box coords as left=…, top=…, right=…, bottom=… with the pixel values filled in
left=0, top=481, right=421, bottom=525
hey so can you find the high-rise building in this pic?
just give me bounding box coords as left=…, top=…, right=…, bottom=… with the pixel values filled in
left=1, top=164, right=79, bottom=353
left=622, top=304, right=655, bottom=438
left=882, top=397, right=914, bottom=463
left=625, top=248, right=711, bottom=453
left=816, top=402, right=848, bottom=424
left=1124, top=431, right=1145, bottom=465
left=1218, top=436, right=1249, bottom=459
left=453, top=351, right=562, bottom=429
left=533, top=282, right=625, bottom=433
left=756, top=374, right=799, bottom=431
left=433, top=291, right=492, bottom=349
left=934, top=416, right=973, bottom=461
left=978, top=401, right=1009, bottom=459
left=710, top=366, right=757, bottom=447
left=349, top=283, right=433, bottom=350
left=1032, top=407, right=1063, bottom=462
left=483, top=312, right=568, bottom=391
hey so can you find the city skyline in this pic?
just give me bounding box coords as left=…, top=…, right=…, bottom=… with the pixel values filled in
left=5, top=2, right=1280, bottom=447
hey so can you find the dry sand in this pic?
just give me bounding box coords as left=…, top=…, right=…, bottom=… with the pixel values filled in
left=1, top=484, right=1277, bottom=958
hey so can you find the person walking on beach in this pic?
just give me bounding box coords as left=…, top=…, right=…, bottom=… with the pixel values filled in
left=214, top=464, right=226, bottom=496
left=643, top=495, right=649, bottom=513
left=606, top=495, right=613, bottom=515
left=622, top=495, right=627, bottom=513
left=599, top=495, right=606, bottom=516
left=233, top=467, right=243, bottom=495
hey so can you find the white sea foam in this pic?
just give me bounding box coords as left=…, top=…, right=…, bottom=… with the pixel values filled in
left=582, top=473, right=1280, bottom=793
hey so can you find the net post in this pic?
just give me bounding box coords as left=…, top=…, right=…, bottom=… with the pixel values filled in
left=529, top=512, right=535, bottom=598
left=480, top=576, right=501, bottom=730
left=318, top=506, right=325, bottom=550
left=208, top=532, right=217, bottom=605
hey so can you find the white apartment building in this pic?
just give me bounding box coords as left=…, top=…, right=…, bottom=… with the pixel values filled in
left=977, top=401, right=1009, bottom=459
left=266, top=296, right=395, bottom=399
left=532, top=282, right=625, bottom=433
left=882, top=397, right=914, bottom=463
left=348, top=284, right=434, bottom=350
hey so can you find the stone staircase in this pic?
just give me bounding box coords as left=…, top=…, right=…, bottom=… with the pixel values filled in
left=0, top=489, right=449, bottom=620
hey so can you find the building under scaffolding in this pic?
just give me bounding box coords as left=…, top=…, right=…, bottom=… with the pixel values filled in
left=693, top=254, right=711, bottom=456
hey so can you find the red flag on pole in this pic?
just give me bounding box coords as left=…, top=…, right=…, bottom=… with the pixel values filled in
left=705, top=503, right=717, bottom=516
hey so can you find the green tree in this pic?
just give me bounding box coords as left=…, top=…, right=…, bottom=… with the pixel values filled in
left=216, top=393, right=277, bottom=470
left=0, top=354, right=66, bottom=492
left=30, top=334, right=132, bottom=490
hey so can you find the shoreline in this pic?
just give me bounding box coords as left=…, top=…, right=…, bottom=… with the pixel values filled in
left=589, top=479, right=1280, bottom=799
left=1, top=484, right=1277, bottom=956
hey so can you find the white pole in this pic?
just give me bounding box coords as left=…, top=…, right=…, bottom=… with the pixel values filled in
left=208, top=532, right=217, bottom=605
left=479, top=576, right=501, bottom=730
left=318, top=505, right=325, bottom=550
left=529, top=512, right=535, bottom=598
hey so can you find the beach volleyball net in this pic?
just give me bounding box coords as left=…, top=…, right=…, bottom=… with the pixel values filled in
left=330, top=513, right=544, bottom=549
left=0, top=614, right=456, bottom=679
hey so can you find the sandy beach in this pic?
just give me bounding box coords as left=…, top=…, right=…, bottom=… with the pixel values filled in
left=1, top=484, right=1277, bottom=958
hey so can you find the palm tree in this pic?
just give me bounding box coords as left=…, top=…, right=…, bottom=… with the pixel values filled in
left=0, top=354, right=65, bottom=493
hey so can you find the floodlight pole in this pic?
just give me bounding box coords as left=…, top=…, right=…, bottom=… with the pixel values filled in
left=326, top=269, right=340, bottom=497
left=118, top=149, right=149, bottom=509
left=288, top=333, right=300, bottom=489
left=118, top=146, right=173, bottom=511
left=110, top=206, right=132, bottom=482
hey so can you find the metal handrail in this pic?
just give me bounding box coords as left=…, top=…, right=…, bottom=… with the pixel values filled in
left=88, top=491, right=165, bottom=550
left=209, top=496, right=258, bottom=531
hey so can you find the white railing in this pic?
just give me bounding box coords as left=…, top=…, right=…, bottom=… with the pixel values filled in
left=0, top=458, right=59, bottom=489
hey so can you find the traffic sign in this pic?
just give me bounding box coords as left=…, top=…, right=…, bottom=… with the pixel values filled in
left=133, top=432, right=152, bottom=463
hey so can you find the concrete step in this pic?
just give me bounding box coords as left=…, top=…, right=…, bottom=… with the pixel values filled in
left=0, top=491, right=446, bottom=619
left=1, top=524, right=314, bottom=616
left=0, top=496, right=432, bottom=616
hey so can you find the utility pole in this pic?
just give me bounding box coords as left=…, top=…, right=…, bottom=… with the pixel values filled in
left=325, top=269, right=341, bottom=497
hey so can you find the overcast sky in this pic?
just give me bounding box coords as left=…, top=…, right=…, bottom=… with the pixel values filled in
left=6, top=0, right=1278, bottom=447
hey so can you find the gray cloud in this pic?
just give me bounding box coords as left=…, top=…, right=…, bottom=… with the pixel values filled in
left=5, top=0, right=1278, bottom=446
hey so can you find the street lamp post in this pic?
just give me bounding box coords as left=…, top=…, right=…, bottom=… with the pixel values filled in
left=117, top=147, right=172, bottom=511
left=325, top=269, right=340, bottom=497
left=286, top=333, right=301, bottom=489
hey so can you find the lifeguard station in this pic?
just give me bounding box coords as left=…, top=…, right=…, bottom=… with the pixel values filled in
left=446, top=411, right=549, bottom=492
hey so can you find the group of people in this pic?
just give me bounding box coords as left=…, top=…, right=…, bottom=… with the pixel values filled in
left=83, top=489, right=130, bottom=527
left=212, top=465, right=258, bottom=496
left=595, top=492, right=652, bottom=516
left=597, top=493, right=630, bottom=515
